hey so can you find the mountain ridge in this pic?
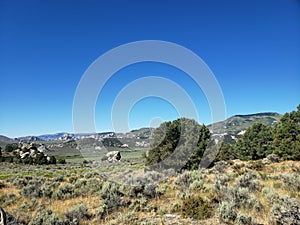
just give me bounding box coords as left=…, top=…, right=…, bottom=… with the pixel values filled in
left=0, top=112, right=282, bottom=142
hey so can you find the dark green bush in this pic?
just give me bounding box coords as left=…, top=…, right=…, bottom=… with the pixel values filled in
left=181, top=195, right=214, bottom=220
left=4, top=143, right=18, bottom=152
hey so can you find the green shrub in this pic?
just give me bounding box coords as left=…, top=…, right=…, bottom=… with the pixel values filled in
left=270, top=196, right=300, bottom=225
left=236, top=172, right=260, bottom=192
left=53, top=175, right=64, bottom=182
left=235, top=212, right=254, bottom=225
left=181, top=195, right=214, bottom=220
left=98, top=181, right=125, bottom=218
left=214, top=174, right=229, bottom=193
left=125, top=171, right=163, bottom=199
left=174, top=170, right=203, bottom=190
left=65, top=203, right=89, bottom=224
left=85, top=178, right=103, bottom=194
left=12, top=176, right=31, bottom=188
left=41, top=181, right=59, bottom=198
left=273, top=182, right=282, bottom=189
left=129, top=195, right=148, bottom=212
left=28, top=209, right=60, bottom=225
left=54, top=184, right=76, bottom=200
left=4, top=143, right=18, bottom=152
left=189, top=179, right=204, bottom=191
left=280, top=173, right=300, bottom=192
left=169, top=202, right=181, bottom=213
left=218, top=200, right=237, bottom=223
left=262, top=187, right=279, bottom=202
left=21, top=185, right=42, bottom=198
left=248, top=160, right=265, bottom=171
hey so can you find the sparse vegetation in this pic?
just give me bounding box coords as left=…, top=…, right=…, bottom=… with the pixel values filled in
left=0, top=105, right=299, bottom=224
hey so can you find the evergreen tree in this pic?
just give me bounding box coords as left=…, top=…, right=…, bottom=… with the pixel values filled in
left=234, top=123, right=274, bottom=160
left=146, top=118, right=211, bottom=170
left=184, top=124, right=211, bottom=170
left=273, top=104, right=300, bottom=160
left=4, top=143, right=18, bottom=152
left=215, top=142, right=235, bottom=161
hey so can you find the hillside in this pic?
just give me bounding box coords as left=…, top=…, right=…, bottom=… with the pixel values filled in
left=0, top=112, right=283, bottom=153
left=208, top=112, right=282, bottom=143
left=0, top=135, right=12, bottom=142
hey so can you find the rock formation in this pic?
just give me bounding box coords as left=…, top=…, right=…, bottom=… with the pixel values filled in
left=102, top=151, right=121, bottom=162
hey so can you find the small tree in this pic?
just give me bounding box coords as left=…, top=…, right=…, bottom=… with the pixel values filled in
left=4, top=143, right=18, bottom=152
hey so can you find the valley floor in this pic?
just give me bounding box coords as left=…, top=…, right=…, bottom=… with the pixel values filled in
left=0, top=159, right=299, bottom=225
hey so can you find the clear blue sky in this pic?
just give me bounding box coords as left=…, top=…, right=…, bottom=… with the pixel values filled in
left=1, top=0, right=299, bottom=137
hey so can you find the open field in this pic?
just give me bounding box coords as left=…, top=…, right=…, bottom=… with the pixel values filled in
left=0, top=155, right=299, bottom=224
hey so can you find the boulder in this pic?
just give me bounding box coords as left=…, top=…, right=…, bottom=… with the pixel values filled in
left=37, top=144, right=49, bottom=153
left=264, top=154, right=280, bottom=163
left=102, top=151, right=121, bottom=162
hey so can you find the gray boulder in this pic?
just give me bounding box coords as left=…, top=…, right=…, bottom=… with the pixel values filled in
left=264, top=154, right=280, bottom=163
left=102, top=151, right=121, bottom=162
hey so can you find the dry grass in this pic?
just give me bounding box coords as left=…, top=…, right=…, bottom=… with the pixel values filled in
left=0, top=160, right=299, bottom=224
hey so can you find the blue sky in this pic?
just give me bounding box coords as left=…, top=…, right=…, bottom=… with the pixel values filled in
left=1, top=0, right=299, bottom=137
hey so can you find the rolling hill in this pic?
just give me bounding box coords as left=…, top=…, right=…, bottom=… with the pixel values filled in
left=208, top=112, right=282, bottom=143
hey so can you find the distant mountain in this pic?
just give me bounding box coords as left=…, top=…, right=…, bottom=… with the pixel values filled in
left=208, top=112, right=282, bottom=143
left=38, top=133, right=68, bottom=141
left=0, top=112, right=283, bottom=145
left=0, top=135, right=12, bottom=142
left=17, top=136, right=42, bottom=142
